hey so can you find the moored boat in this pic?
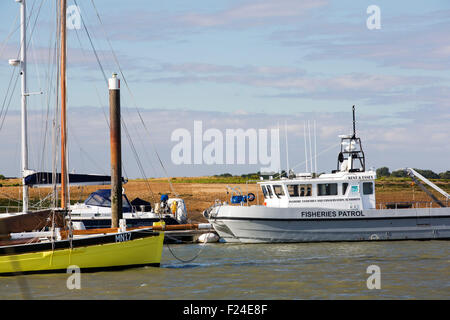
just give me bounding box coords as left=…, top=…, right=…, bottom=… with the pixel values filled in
left=0, top=0, right=165, bottom=275
left=205, top=107, right=450, bottom=243
left=0, top=224, right=164, bottom=276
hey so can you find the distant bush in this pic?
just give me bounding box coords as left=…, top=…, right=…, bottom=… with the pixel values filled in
left=214, top=173, right=233, bottom=177
left=241, top=172, right=261, bottom=178
left=0, top=174, right=5, bottom=180
left=390, top=169, right=408, bottom=178
left=439, top=171, right=450, bottom=179
left=413, top=169, right=440, bottom=179
left=376, top=167, right=446, bottom=179
left=376, top=167, right=390, bottom=177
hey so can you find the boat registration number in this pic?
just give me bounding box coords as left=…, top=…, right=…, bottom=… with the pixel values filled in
left=115, top=232, right=132, bottom=243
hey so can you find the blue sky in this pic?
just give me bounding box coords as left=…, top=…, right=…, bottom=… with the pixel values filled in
left=0, top=0, right=449, bottom=178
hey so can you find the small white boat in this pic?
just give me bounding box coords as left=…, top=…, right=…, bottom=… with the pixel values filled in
left=205, top=107, right=450, bottom=243
left=69, top=190, right=188, bottom=229
left=69, top=190, right=191, bottom=243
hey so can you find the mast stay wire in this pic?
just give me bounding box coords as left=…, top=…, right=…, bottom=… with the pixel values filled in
left=71, top=0, right=158, bottom=203
left=38, top=1, right=59, bottom=172
left=0, top=11, right=19, bottom=61
left=87, top=2, right=219, bottom=264
left=0, top=0, right=41, bottom=134
left=87, top=0, right=179, bottom=198
left=84, top=1, right=212, bottom=263
left=72, top=23, right=161, bottom=184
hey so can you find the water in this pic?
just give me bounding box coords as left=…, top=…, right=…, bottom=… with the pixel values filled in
left=1, top=241, right=449, bottom=299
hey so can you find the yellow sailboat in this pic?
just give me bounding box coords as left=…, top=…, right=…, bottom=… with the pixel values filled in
left=0, top=0, right=164, bottom=276
left=0, top=225, right=164, bottom=276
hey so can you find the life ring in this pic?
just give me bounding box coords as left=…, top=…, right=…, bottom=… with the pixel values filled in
left=247, top=193, right=256, bottom=202
left=369, top=234, right=379, bottom=240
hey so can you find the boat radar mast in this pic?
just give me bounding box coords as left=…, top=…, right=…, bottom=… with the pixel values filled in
left=335, top=106, right=366, bottom=173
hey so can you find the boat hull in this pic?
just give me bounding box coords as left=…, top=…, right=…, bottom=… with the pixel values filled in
left=71, top=217, right=193, bottom=244
left=0, top=229, right=164, bottom=276
left=209, top=205, right=450, bottom=243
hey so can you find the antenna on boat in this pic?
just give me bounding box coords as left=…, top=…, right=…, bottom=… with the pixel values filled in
left=285, top=120, right=290, bottom=177
left=335, top=105, right=366, bottom=173
left=308, top=120, right=313, bottom=174
left=352, top=105, right=356, bottom=138
left=303, top=121, right=308, bottom=172
left=277, top=121, right=281, bottom=177
left=314, top=120, right=317, bottom=175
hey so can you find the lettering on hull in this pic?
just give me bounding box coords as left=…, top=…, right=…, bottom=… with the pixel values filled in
left=300, top=210, right=364, bottom=218
left=115, top=232, right=132, bottom=243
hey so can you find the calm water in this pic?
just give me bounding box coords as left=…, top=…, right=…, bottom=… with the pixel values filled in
left=1, top=241, right=449, bottom=299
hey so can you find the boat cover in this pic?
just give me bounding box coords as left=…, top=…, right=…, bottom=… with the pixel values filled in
left=24, top=172, right=126, bottom=187
left=84, top=189, right=132, bottom=213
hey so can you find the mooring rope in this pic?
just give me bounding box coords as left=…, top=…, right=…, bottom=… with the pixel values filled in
left=165, top=239, right=210, bottom=264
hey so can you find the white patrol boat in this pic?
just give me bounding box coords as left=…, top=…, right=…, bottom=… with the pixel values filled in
left=205, top=107, right=450, bottom=243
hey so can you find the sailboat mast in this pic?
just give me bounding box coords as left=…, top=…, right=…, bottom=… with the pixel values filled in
left=60, top=0, right=68, bottom=209
left=19, top=0, right=29, bottom=213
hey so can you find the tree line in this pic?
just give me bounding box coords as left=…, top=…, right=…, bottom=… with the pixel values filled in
left=216, top=169, right=450, bottom=180
left=376, top=167, right=450, bottom=179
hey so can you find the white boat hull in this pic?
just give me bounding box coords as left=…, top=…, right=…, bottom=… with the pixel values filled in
left=208, top=205, right=450, bottom=243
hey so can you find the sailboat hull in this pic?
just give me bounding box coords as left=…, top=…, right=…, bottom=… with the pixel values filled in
left=0, top=229, right=164, bottom=276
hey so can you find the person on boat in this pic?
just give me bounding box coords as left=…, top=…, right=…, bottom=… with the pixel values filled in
left=159, top=194, right=170, bottom=214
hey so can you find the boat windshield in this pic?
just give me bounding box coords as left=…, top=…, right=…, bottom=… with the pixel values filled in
left=266, top=185, right=274, bottom=198
left=272, top=185, right=285, bottom=198
left=84, top=189, right=132, bottom=212
left=287, top=184, right=312, bottom=197
left=261, top=185, right=268, bottom=198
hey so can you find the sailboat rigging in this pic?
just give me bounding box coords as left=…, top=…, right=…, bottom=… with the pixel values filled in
left=0, top=0, right=165, bottom=276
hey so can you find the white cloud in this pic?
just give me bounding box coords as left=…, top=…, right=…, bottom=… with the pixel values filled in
left=179, top=0, right=328, bottom=28
left=1, top=106, right=447, bottom=178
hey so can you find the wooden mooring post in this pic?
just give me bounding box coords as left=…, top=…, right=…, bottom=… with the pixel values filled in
left=109, top=73, right=122, bottom=228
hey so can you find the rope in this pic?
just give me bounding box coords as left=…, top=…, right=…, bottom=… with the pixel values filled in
left=0, top=70, right=20, bottom=133
left=166, top=239, right=209, bottom=264
left=72, top=0, right=159, bottom=203
left=0, top=11, right=19, bottom=61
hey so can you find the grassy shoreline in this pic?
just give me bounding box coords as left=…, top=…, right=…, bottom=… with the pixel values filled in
left=1, top=176, right=449, bottom=221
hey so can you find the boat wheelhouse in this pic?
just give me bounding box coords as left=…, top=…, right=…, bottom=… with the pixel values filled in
left=259, top=170, right=376, bottom=211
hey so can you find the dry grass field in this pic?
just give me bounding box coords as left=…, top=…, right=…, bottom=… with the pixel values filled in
left=0, top=177, right=449, bottom=223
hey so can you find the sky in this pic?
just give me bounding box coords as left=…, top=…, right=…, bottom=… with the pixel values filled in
left=0, top=0, right=449, bottom=179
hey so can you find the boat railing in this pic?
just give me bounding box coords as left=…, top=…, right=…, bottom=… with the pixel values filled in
left=378, top=201, right=446, bottom=210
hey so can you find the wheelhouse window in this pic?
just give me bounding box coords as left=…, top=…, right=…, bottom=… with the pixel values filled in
left=342, top=183, right=349, bottom=195
left=363, top=182, right=374, bottom=195
left=318, top=183, right=338, bottom=196
left=300, top=184, right=312, bottom=197
left=286, top=184, right=312, bottom=197
left=266, top=185, right=274, bottom=198
left=287, top=185, right=299, bottom=197
left=272, top=185, right=285, bottom=198
left=261, top=185, right=268, bottom=199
